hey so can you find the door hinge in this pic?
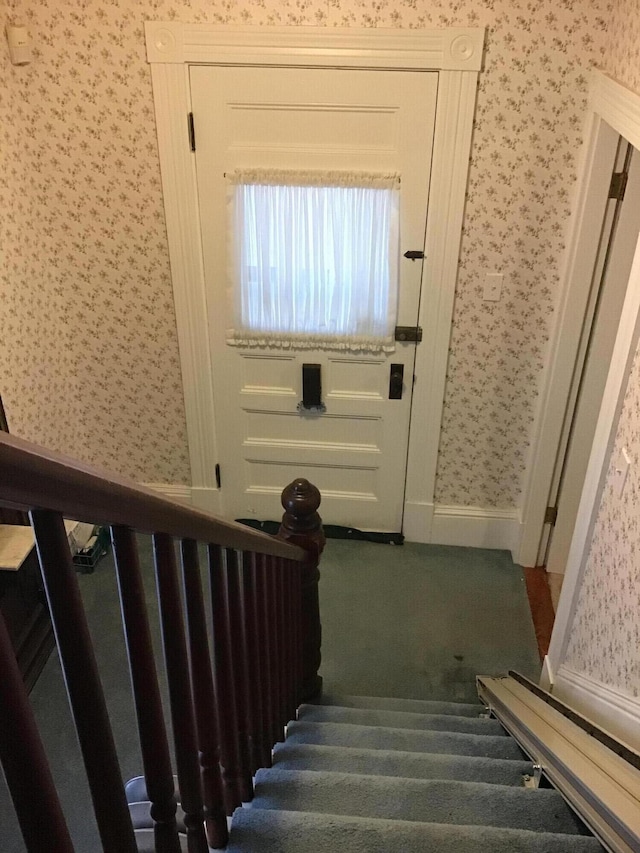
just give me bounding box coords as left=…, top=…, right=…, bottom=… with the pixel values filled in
left=215, top=463, right=221, bottom=489
left=609, top=170, right=628, bottom=201
left=544, top=505, right=558, bottom=526
left=188, top=112, right=196, bottom=152
left=395, top=325, right=423, bottom=343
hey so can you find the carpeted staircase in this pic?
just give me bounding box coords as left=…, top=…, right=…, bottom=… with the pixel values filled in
left=129, top=693, right=604, bottom=852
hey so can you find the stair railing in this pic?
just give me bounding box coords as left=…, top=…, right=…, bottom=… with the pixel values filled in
left=0, top=431, right=325, bottom=852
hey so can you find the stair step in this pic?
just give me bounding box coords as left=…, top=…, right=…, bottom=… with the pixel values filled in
left=229, top=809, right=604, bottom=853
left=273, top=742, right=533, bottom=785
left=286, top=720, right=525, bottom=760
left=317, top=693, right=484, bottom=717
left=298, top=703, right=506, bottom=735
left=251, top=769, right=590, bottom=836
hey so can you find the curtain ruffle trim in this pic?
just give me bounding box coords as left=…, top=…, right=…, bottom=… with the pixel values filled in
left=227, top=168, right=400, bottom=190
left=226, top=329, right=396, bottom=354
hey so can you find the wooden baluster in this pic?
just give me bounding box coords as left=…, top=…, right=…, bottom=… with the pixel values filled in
left=285, top=559, right=296, bottom=719
left=208, top=544, right=242, bottom=813
left=276, top=557, right=290, bottom=727
left=224, top=548, right=254, bottom=801
left=292, top=558, right=304, bottom=706
left=257, top=552, right=279, bottom=748
left=111, top=526, right=181, bottom=853
left=251, top=554, right=272, bottom=767
left=240, top=551, right=265, bottom=772
left=278, top=479, right=325, bottom=701
left=30, top=509, right=138, bottom=853
left=0, top=608, right=74, bottom=853
left=268, top=554, right=286, bottom=740
left=179, top=538, right=229, bottom=850
left=152, top=533, right=208, bottom=853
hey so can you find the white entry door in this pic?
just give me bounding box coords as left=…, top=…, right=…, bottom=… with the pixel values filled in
left=190, top=66, right=437, bottom=531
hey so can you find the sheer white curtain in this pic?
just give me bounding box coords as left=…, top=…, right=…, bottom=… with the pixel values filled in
left=226, top=169, right=400, bottom=353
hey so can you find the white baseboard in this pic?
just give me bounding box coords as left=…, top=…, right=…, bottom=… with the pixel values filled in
left=402, top=501, right=435, bottom=543
left=145, top=489, right=519, bottom=553
left=429, top=504, right=521, bottom=554
left=540, top=654, right=555, bottom=691
left=145, top=483, right=193, bottom=504
left=554, top=665, right=640, bottom=752
left=144, top=484, right=223, bottom=516
left=190, top=486, right=222, bottom=515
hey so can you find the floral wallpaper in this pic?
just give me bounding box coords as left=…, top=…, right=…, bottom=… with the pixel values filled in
left=0, top=0, right=610, bottom=500
left=564, top=348, right=640, bottom=697
left=561, top=0, right=640, bottom=698
left=0, top=0, right=83, bottom=456
left=1, top=0, right=191, bottom=483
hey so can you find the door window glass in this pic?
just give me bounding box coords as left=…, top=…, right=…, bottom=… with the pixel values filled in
left=227, top=169, right=400, bottom=353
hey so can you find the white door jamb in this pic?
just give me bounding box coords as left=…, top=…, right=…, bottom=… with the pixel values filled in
left=517, top=71, right=640, bottom=568
left=539, top=72, right=640, bottom=685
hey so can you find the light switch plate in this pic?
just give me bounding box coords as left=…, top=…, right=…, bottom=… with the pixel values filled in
left=614, top=447, right=631, bottom=498
left=483, top=272, right=503, bottom=301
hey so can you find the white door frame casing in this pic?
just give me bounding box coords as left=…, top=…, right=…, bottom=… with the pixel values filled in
left=145, top=22, right=483, bottom=531
left=518, top=72, right=640, bottom=568
left=535, top=73, right=640, bottom=698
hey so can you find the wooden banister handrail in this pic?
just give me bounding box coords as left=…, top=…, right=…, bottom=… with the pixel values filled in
left=0, top=432, right=305, bottom=561
left=0, top=430, right=326, bottom=851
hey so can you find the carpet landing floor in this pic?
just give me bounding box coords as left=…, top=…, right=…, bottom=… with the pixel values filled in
left=1, top=538, right=563, bottom=851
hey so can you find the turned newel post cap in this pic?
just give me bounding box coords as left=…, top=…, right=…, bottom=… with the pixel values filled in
left=280, top=478, right=324, bottom=548
left=280, top=478, right=323, bottom=535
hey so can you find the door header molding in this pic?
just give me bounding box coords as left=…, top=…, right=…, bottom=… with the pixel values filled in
left=145, top=23, right=485, bottom=72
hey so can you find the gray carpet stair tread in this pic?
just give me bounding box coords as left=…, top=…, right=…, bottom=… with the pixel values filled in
left=228, top=809, right=604, bottom=853
left=286, top=719, right=525, bottom=759
left=273, top=742, right=533, bottom=785
left=252, top=769, right=589, bottom=835
left=317, top=693, right=484, bottom=717
left=299, top=703, right=507, bottom=735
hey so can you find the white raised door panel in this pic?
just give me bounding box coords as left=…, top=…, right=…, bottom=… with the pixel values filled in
left=190, top=66, right=437, bottom=529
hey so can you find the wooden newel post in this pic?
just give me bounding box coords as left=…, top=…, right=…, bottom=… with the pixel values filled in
left=277, top=479, right=325, bottom=702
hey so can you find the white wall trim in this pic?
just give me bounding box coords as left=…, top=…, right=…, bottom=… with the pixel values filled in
left=145, top=483, right=193, bottom=503
left=591, top=71, right=640, bottom=150
left=404, top=501, right=520, bottom=554
left=404, top=69, right=478, bottom=536
left=548, top=231, right=640, bottom=667
left=554, top=665, right=640, bottom=753
left=432, top=504, right=520, bottom=553
left=144, top=484, right=222, bottom=515
left=402, top=500, right=435, bottom=544
left=145, top=23, right=484, bottom=71
left=540, top=654, right=555, bottom=692
left=518, top=69, right=640, bottom=568
left=545, top=77, right=640, bottom=679
left=146, top=23, right=484, bottom=530
left=149, top=63, right=219, bottom=493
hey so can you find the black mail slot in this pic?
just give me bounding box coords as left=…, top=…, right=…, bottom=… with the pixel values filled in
left=302, top=363, right=322, bottom=409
